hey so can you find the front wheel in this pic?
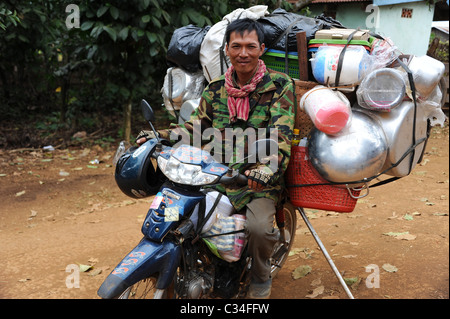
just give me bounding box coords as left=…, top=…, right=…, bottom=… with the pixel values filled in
left=270, top=202, right=297, bottom=278
left=116, top=275, right=174, bottom=299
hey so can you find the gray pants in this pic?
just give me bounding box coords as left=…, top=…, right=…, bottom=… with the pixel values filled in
left=245, top=198, right=278, bottom=283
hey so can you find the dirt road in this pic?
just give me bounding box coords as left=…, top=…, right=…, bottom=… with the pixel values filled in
left=0, top=126, right=448, bottom=299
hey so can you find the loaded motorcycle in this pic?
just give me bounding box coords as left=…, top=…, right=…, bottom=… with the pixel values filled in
left=97, top=100, right=297, bottom=299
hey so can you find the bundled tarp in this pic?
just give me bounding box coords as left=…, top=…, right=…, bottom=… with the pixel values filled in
left=258, top=8, right=345, bottom=52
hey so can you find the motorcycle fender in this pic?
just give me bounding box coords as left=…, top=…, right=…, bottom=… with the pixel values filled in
left=97, top=238, right=181, bottom=299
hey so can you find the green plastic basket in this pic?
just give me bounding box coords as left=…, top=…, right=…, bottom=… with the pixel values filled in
left=261, top=49, right=300, bottom=79
left=308, top=37, right=375, bottom=47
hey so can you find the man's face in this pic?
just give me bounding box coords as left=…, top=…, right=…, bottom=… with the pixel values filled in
left=225, top=30, right=265, bottom=81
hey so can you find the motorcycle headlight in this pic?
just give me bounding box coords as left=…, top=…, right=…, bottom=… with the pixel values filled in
left=157, top=156, right=220, bottom=185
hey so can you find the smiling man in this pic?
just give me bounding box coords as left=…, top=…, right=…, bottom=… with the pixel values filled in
left=137, top=18, right=296, bottom=299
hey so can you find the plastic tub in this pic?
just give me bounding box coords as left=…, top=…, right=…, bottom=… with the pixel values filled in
left=300, top=85, right=351, bottom=135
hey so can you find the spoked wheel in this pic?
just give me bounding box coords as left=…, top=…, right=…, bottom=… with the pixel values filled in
left=270, top=202, right=297, bottom=278
left=117, top=275, right=173, bottom=299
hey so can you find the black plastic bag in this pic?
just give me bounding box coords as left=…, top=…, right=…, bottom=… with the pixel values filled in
left=315, top=13, right=346, bottom=29
left=258, top=9, right=328, bottom=52
left=166, top=25, right=211, bottom=73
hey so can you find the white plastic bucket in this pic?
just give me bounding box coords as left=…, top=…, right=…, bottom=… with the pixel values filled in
left=311, top=45, right=370, bottom=87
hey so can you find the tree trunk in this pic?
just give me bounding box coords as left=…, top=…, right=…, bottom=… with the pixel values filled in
left=124, top=96, right=132, bottom=143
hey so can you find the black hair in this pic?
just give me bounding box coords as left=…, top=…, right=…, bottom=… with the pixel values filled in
left=225, top=18, right=265, bottom=46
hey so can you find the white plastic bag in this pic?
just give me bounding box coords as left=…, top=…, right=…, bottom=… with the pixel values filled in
left=190, top=191, right=235, bottom=234
left=161, top=67, right=205, bottom=116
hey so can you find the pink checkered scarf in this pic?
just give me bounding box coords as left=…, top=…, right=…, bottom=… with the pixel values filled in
left=224, top=59, right=266, bottom=122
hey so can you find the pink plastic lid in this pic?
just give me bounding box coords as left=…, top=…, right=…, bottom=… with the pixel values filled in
left=314, top=103, right=350, bottom=135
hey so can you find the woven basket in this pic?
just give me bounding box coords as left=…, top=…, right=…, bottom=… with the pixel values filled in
left=294, top=80, right=317, bottom=138
left=286, top=146, right=360, bottom=213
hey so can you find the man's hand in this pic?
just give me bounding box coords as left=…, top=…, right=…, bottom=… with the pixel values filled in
left=245, top=167, right=273, bottom=191
left=136, top=130, right=158, bottom=146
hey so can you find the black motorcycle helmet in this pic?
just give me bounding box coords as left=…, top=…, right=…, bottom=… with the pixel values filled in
left=114, top=139, right=166, bottom=198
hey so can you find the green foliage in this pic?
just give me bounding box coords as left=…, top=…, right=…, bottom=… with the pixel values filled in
left=0, top=0, right=296, bottom=146
left=0, top=7, right=20, bottom=30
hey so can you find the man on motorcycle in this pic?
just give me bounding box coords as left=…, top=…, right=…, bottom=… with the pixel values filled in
left=137, top=18, right=296, bottom=299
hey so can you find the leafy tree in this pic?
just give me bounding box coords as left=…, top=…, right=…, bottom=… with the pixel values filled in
left=0, top=0, right=295, bottom=146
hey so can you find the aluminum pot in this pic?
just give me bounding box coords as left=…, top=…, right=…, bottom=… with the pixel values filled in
left=408, top=55, right=445, bottom=99
left=354, top=101, right=428, bottom=177
left=357, top=68, right=406, bottom=112
left=178, top=98, right=200, bottom=124
left=308, top=110, right=388, bottom=184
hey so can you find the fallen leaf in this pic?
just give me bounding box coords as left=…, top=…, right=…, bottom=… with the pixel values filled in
left=383, top=231, right=417, bottom=240
left=344, top=277, right=361, bottom=290
left=403, top=213, right=414, bottom=221
left=433, top=212, right=448, bottom=216
left=78, top=264, right=93, bottom=272
left=292, top=265, right=312, bottom=279
left=396, top=233, right=417, bottom=240
left=382, top=263, right=398, bottom=273
left=59, top=170, right=70, bottom=177
left=383, top=231, right=408, bottom=237
left=18, top=278, right=31, bottom=283
left=311, top=278, right=322, bottom=287
left=15, top=190, right=26, bottom=197
left=88, top=268, right=103, bottom=277
left=306, top=285, right=324, bottom=298
left=387, top=212, right=398, bottom=220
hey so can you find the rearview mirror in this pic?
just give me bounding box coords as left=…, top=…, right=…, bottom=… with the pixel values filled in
left=141, top=99, right=155, bottom=122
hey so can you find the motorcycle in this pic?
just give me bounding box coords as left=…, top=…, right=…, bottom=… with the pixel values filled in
left=97, top=100, right=297, bottom=299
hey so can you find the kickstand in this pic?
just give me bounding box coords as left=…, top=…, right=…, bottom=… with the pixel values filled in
left=298, top=207, right=355, bottom=299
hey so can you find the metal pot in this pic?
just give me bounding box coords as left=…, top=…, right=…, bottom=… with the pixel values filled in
left=308, top=110, right=388, bottom=184
left=357, top=68, right=406, bottom=112
left=354, top=101, right=428, bottom=177
left=408, top=55, right=445, bottom=99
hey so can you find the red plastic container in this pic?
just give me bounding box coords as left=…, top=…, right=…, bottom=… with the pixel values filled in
left=286, top=146, right=360, bottom=212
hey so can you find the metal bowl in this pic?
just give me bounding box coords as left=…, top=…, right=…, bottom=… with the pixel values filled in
left=308, top=110, right=388, bottom=184
left=408, top=55, right=445, bottom=99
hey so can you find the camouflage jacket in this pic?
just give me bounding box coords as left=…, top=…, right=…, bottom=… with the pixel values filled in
left=159, top=67, right=296, bottom=212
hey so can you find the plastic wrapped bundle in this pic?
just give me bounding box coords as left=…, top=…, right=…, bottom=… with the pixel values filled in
left=356, top=68, right=406, bottom=112
left=161, top=67, right=205, bottom=116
